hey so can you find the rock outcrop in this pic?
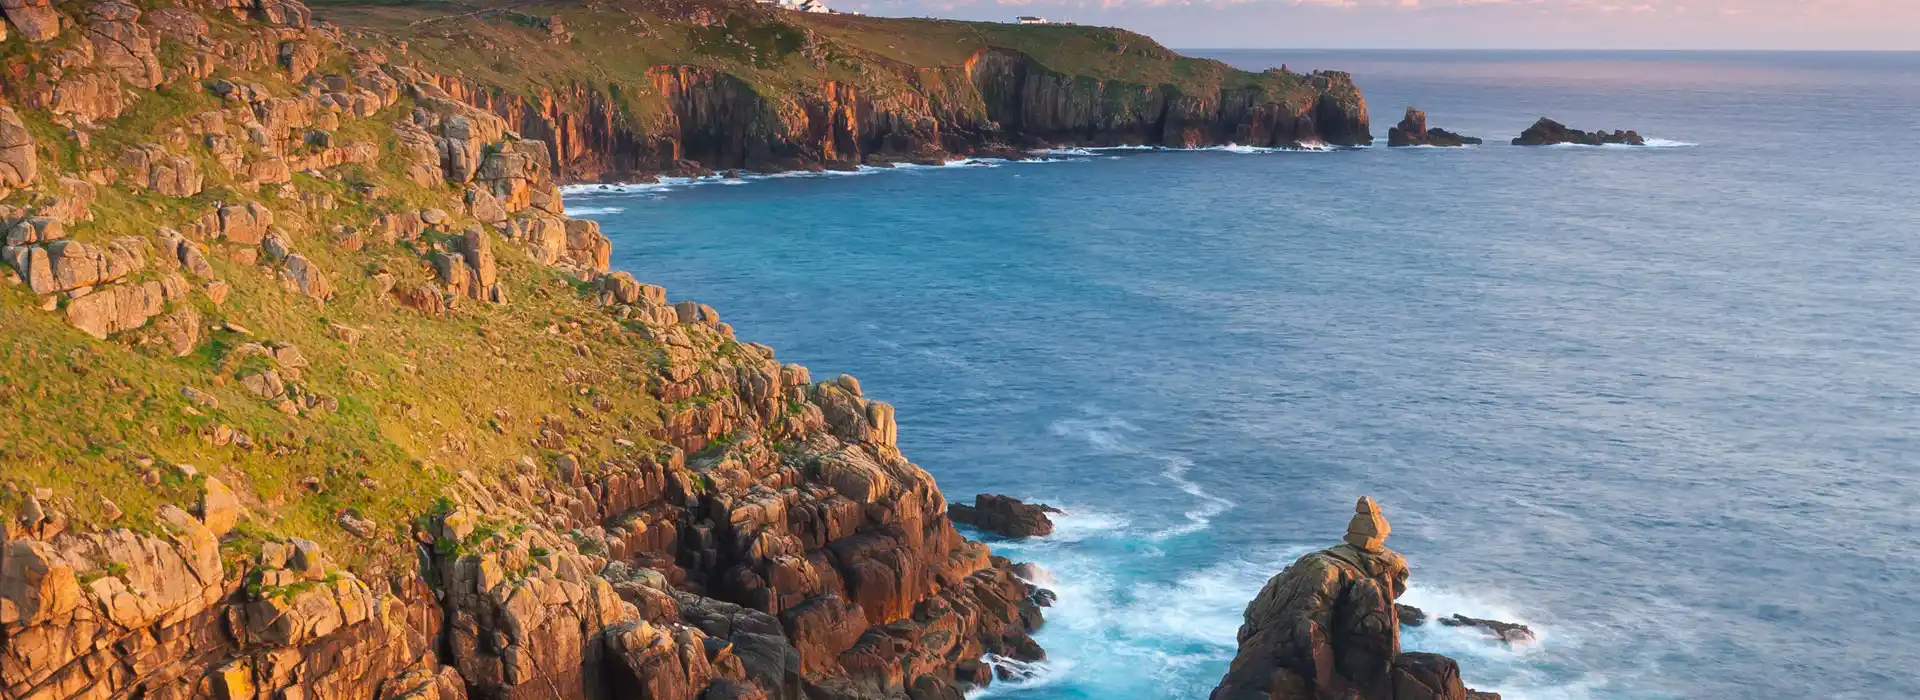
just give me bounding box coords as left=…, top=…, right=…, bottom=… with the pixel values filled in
left=1210, top=498, right=1500, bottom=700
left=1387, top=107, right=1482, bottom=148
left=1439, top=614, right=1537, bottom=646
left=949, top=494, right=1058, bottom=539
left=1512, top=118, right=1645, bottom=146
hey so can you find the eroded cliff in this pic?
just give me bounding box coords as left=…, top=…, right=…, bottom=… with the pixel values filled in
left=320, top=0, right=1372, bottom=181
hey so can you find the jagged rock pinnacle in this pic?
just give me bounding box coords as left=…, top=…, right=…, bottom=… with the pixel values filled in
left=1344, top=495, right=1391, bottom=552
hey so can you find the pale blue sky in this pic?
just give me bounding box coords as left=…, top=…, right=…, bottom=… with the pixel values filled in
left=848, top=0, right=1920, bottom=50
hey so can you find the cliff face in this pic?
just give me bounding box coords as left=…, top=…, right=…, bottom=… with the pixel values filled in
left=323, top=0, right=1372, bottom=181
left=0, top=0, right=1051, bottom=698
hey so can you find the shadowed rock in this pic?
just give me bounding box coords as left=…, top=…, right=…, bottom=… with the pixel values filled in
left=1387, top=107, right=1482, bottom=147
left=1513, top=117, right=1645, bottom=146
left=949, top=494, right=1059, bottom=539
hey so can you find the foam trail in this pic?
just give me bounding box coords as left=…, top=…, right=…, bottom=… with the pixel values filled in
left=1539, top=138, right=1697, bottom=150
left=561, top=205, right=624, bottom=216
left=1148, top=455, right=1236, bottom=541
left=1045, top=413, right=1236, bottom=541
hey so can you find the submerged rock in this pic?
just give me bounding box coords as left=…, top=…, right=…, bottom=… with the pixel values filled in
left=1210, top=497, right=1501, bottom=700
left=949, top=494, right=1059, bottom=539
left=1387, top=107, right=1482, bottom=147
left=1513, top=117, right=1646, bottom=146
left=1439, top=613, right=1538, bottom=645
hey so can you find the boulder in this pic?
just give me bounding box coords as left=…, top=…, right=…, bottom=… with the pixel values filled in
left=562, top=218, right=611, bottom=272
left=1397, top=603, right=1428, bottom=627
left=219, top=202, right=274, bottom=245
left=6, top=217, right=62, bottom=246
left=948, top=494, right=1057, bottom=539
left=1210, top=497, right=1495, bottom=700
left=120, top=145, right=204, bottom=196
left=280, top=253, right=332, bottom=301
left=0, top=107, right=35, bottom=194
left=83, top=0, right=163, bottom=89
left=1513, top=117, right=1645, bottom=146
left=65, top=277, right=180, bottom=338
left=198, top=475, right=240, bottom=536
left=1, top=0, right=60, bottom=42
left=458, top=227, right=501, bottom=302
left=153, top=305, right=202, bottom=356
left=1387, top=107, right=1481, bottom=148
left=6, top=237, right=148, bottom=295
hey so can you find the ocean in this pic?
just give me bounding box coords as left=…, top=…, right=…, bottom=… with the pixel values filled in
left=561, top=51, right=1920, bottom=699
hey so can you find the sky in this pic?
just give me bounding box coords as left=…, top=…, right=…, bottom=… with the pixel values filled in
left=848, top=0, right=1920, bottom=50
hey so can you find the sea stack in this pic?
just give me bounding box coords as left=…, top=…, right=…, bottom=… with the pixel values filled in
left=1210, top=497, right=1501, bottom=700
left=1513, top=117, right=1646, bottom=146
left=1387, top=107, right=1483, bottom=147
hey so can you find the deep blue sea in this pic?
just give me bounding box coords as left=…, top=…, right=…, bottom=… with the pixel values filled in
left=563, top=52, right=1920, bottom=700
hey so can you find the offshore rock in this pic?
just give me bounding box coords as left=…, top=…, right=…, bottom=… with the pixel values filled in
left=1387, top=107, right=1482, bottom=147
left=948, top=494, right=1058, bottom=539
left=1211, top=498, right=1499, bottom=700
left=1513, top=118, right=1645, bottom=146
left=1438, top=614, right=1537, bottom=646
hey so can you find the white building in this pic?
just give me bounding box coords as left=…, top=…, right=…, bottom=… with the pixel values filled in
left=1017, top=16, right=1050, bottom=24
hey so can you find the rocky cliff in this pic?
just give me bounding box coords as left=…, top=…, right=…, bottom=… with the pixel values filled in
left=1210, top=498, right=1499, bottom=700
left=318, top=0, right=1372, bottom=181
left=0, top=0, right=1071, bottom=697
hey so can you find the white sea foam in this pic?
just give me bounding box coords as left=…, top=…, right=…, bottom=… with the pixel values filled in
left=1539, top=138, right=1697, bottom=150
left=561, top=205, right=625, bottom=216
left=558, top=159, right=1013, bottom=198
left=984, top=517, right=1609, bottom=700
left=1045, top=414, right=1236, bottom=541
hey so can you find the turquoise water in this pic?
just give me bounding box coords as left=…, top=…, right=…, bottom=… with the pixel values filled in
left=564, top=52, right=1920, bottom=699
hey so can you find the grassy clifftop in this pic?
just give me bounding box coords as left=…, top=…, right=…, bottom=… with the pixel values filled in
left=319, top=0, right=1314, bottom=103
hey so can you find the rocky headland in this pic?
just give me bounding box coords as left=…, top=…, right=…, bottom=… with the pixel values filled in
left=1387, top=107, right=1482, bottom=148
left=1513, top=118, right=1646, bottom=146
left=323, top=0, right=1375, bottom=182
left=1210, top=497, right=1501, bottom=700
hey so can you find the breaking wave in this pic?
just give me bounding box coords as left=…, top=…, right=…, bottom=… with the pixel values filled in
left=977, top=523, right=1605, bottom=700
left=1045, top=413, right=1236, bottom=542
left=558, top=157, right=1089, bottom=199
left=561, top=205, right=625, bottom=216
left=1539, top=138, right=1697, bottom=150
